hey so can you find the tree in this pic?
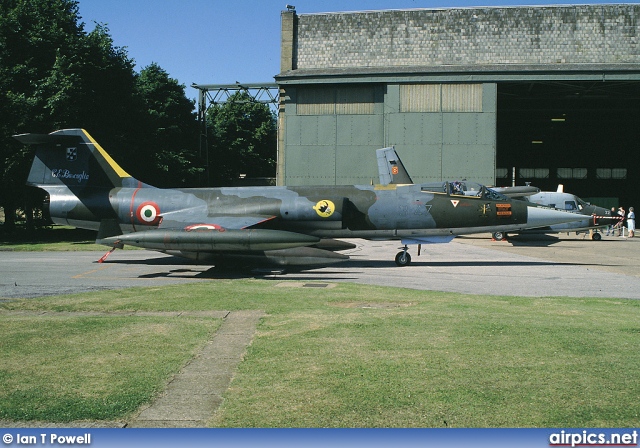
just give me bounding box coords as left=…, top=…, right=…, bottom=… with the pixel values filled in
left=206, top=92, right=277, bottom=186
left=44, top=23, right=139, bottom=132
left=0, top=0, right=86, bottom=230
left=38, top=21, right=143, bottom=175
left=134, top=63, right=200, bottom=187
left=0, top=0, right=201, bottom=231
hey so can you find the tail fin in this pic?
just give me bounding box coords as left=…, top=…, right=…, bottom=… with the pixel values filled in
left=14, top=128, right=142, bottom=192
left=376, top=146, right=413, bottom=185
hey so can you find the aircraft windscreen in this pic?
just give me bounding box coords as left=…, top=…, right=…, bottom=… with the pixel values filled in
left=458, top=182, right=482, bottom=197
left=577, top=197, right=590, bottom=210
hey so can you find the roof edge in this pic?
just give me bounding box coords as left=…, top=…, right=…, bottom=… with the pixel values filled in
left=276, top=64, right=640, bottom=84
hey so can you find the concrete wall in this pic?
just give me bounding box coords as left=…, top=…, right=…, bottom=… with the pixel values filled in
left=295, top=5, right=639, bottom=69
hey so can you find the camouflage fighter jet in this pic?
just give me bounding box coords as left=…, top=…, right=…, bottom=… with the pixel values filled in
left=15, top=129, right=587, bottom=267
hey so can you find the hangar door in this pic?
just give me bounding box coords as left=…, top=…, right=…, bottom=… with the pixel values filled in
left=284, top=85, right=384, bottom=185
left=284, top=82, right=497, bottom=187
left=386, top=83, right=497, bottom=186
left=496, top=81, right=640, bottom=207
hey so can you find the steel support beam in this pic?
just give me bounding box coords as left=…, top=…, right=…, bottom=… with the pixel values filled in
left=191, top=83, right=279, bottom=187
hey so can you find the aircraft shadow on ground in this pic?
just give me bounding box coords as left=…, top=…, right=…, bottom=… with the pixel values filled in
left=100, top=256, right=200, bottom=266
left=501, top=235, right=563, bottom=247
left=502, top=234, right=618, bottom=247
left=122, top=256, right=612, bottom=281
left=344, top=259, right=593, bottom=268
left=135, top=267, right=359, bottom=281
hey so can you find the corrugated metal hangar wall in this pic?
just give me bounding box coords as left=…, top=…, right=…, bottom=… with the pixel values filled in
left=275, top=4, right=640, bottom=207
left=280, top=83, right=495, bottom=186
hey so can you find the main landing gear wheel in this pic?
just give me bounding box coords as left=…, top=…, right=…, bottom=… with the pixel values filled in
left=395, top=246, right=412, bottom=266
left=492, top=231, right=506, bottom=241
left=592, top=232, right=602, bottom=241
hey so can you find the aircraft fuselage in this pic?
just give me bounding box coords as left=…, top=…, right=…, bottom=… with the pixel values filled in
left=47, top=183, right=532, bottom=240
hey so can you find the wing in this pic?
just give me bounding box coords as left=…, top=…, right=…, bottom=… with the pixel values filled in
left=96, top=204, right=341, bottom=266
left=150, top=203, right=276, bottom=230
left=159, top=214, right=277, bottom=231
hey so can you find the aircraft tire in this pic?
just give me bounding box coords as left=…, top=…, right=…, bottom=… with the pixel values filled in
left=492, top=231, right=505, bottom=241
left=592, top=232, right=602, bottom=241
left=395, top=251, right=411, bottom=267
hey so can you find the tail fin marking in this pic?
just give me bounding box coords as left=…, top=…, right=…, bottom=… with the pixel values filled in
left=14, top=128, right=135, bottom=191
left=83, top=130, right=131, bottom=179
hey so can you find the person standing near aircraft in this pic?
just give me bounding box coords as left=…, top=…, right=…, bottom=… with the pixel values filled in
left=606, top=207, right=617, bottom=236
left=628, top=207, right=635, bottom=238
left=616, top=206, right=626, bottom=236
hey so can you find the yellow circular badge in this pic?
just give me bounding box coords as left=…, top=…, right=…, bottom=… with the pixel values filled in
left=313, top=199, right=335, bottom=218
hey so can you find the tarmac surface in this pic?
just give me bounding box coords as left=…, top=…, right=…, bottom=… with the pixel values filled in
left=1, top=232, right=640, bottom=300
left=2, top=232, right=639, bottom=427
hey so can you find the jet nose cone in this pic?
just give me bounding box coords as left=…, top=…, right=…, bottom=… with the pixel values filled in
left=526, top=206, right=587, bottom=228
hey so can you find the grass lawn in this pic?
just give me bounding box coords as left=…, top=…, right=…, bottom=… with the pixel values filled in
left=0, top=226, right=145, bottom=252
left=1, top=280, right=639, bottom=427
left=0, top=313, right=219, bottom=421
left=0, top=227, right=104, bottom=251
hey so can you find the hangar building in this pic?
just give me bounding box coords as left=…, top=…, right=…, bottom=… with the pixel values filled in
left=275, top=4, right=640, bottom=207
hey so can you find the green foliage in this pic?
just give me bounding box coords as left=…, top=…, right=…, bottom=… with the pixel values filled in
left=0, top=0, right=86, bottom=229
left=207, top=92, right=277, bottom=186
left=134, top=63, right=200, bottom=187
left=0, top=0, right=207, bottom=230
left=0, top=0, right=278, bottom=228
left=0, top=0, right=84, bottom=131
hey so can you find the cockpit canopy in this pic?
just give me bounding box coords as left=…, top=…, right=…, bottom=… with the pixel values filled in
left=419, top=181, right=510, bottom=201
